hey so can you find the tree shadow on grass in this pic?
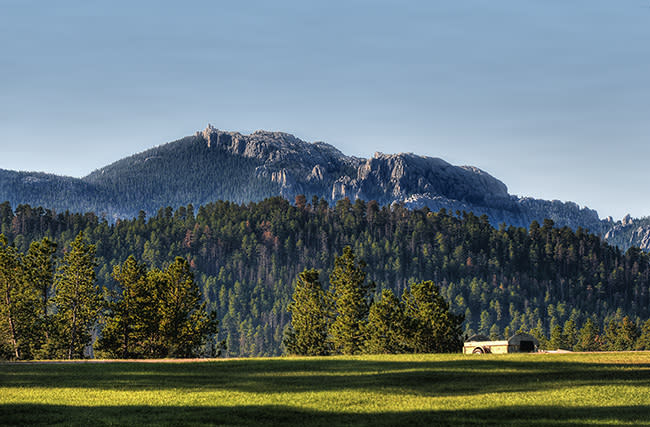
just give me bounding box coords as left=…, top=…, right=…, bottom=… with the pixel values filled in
left=2, top=358, right=650, bottom=398
left=1, top=403, right=649, bottom=426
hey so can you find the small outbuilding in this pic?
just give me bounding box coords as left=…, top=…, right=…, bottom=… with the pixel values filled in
left=463, top=333, right=539, bottom=354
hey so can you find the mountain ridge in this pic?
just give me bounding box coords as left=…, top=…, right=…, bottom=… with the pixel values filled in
left=1, top=124, right=646, bottom=249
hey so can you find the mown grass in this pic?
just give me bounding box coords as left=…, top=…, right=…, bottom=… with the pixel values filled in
left=1, top=352, right=650, bottom=426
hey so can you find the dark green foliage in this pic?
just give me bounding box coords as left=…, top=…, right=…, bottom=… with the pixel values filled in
left=96, top=256, right=149, bottom=358
left=602, top=317, right=639, bottom=351
left=636, top=319, right=650, bottom=350
left=285, top=269, right=331, bottom=356
left=363, top=289, right=408, bottom=354
left=549, top=325, right=566, bottom=350
left=50, top=233, right=102, bottom=359
left=22, top=238, right=57, bottom=357
left=615, top=317, right=639, bottom=351
left=2, top=198, right=650, bottom=356
left=529, top=321, right=549, bottom=350
left=0, top=236, right=57, bottom=360
left=83, top=136, right=281, bottom=216
left=574, top=318, right=602, bottom=352
left=562, top=319, right=578, bottom=351
left=0, top=235, right=26, bottom=359
left=329, top=246, right=374, bottom=355
left=402, top=281, right=464, bottom=353
left=98, top=256, right=218, bottom=359
left=156, top=257, right=218, bottom=358
left=0, top=136, right=281, bottom=219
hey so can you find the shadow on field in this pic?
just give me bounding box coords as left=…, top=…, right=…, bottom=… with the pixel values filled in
left=1, top=403, right=649, bottom=426
left=2, top=358, right=649, bottom=397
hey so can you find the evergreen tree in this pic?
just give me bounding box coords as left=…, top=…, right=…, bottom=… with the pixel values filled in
left=363, top=289, right=407, bottom=354
left=488, top=323, right=501, bottom=341
left=96, top=256, right=148, bottom=358
left=575, top=318, right=601, bottom=352
left=285, top=269, right=331, bottom=355
left=51, top=232, right=102, bottom=359
left=157, top=257, right=218, bottom=357
left=549, top=324, right=566, bottom=350
left=402, top=280, right=464, bottom=353
left=0, top=235, right=26, bottom=359
left=636, top=319, right=650, bottom=350
left=22, top=238, right=57, bottom=358
left=562, top=319, right=578, bottom=351
left=614, top=317, right=639, bottom=351
left=4, top=197, right=650, bottom=357
left=329, top=246, right=373, bottom=355
left=603, top=319, right=619, bottom=351
left=529, top=320, right=549, bottom=350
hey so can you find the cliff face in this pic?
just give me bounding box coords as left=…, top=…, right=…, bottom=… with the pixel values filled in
left=0, top=124, right=628, bottom=245
left=193, top=125, right=603, bottom=233
left=604, top=215, right=650, bottom=251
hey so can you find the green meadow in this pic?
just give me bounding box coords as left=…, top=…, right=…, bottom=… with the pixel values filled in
left=1, top=353, right=649, bottom=426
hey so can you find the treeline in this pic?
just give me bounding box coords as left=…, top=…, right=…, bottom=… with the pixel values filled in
left=0, top=233, right=217, bottom=360
left=1, top=197, right=650, bottom=356
left=285, top=247, right=463, bottom=355
left=0, top=137, right=282, bottom=220
left=531, top=315, right=650, bottom=352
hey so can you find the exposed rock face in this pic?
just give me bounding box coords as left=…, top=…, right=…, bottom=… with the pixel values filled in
left=604, top=216, right=650, bottom=251
left=335, top=152, right=510, bottom=206
left=2, top=124, right=635, bottom=247
left=196, top=125, right=604, bottom=233
left=200, top=125, right=361, bottom=200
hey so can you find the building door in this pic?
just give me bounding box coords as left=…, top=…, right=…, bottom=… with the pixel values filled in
left=519, top=340, right=534, bottom=352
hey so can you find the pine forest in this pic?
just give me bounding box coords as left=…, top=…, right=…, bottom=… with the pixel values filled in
left=2, top=196, right=650, bottom=358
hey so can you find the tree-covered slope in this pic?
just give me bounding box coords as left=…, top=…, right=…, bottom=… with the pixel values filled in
left=2, top=198, right=648, bottom=356
left=0, top=126, right=606, bottom=236
left=0, top=169, right=106, bottom=214
left=83, top=135, right=281, bottom=216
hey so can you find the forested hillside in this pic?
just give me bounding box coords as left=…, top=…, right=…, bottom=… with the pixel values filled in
left=83, top=135, right=281, bottom=214
left=1, top=197, right=649, bottom=356
left=0, top=127, right=611, bottom=243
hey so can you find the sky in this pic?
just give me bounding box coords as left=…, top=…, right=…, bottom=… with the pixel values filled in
left=1, top=0, right=649, bottom=220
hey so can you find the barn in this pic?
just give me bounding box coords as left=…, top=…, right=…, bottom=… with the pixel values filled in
left=463, top=333, right=539, bottom=354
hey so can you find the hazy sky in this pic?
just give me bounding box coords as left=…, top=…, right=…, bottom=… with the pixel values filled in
left=1, top=0, right=649, bottom=219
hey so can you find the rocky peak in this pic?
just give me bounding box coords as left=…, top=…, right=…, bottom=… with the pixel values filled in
left=622, top=214, right=633, bottom=226
left=190, top=125, right=606, bottom=241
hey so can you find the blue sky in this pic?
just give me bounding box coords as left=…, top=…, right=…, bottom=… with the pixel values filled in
left=1, top=0, right=649, bottom=219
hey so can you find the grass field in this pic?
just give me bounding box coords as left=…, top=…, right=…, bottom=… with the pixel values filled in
left=1, top=353, right=650, bottom=426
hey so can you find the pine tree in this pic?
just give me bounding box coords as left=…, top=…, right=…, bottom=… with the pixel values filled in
left=402, top=280, right=464, bottom=353
left=285, top=268, right=331, bottom=355
left=603, top=319, right=620, bottom=351
left=22, top=238, right=57, bottom=358
left=363, top=289, right=407, bottom=354
left=329, top=246, right=373, bottom=355
left=529, top=320, right=549, bottom=350
left=488, top=323, right=501, bottom=341
left=157, top=257, right=218, bottom=358
left=563, top=319, right=578, bottom=351
left=614, top=317, right=639, bottom=351
left=52, top=232, right=102, bottom=359
left=0, top=235, right=25, bottom=359
left=96, top=256, right=148, bottom=358
left=636, top=319, right=650, bottom=350
left=575, top=318, right=601, bottom=352
left=549, top=324, right=566, bottom=350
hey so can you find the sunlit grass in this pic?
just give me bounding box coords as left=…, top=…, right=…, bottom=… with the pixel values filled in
left=1, top=352, right=650, bottom=425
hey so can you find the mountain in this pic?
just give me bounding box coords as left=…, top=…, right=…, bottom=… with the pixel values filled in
left=0, top=124, right=628, bottom=244
left=3, top=197, right=649, bottom=357
left=604, top=215, right=650, bottom=251
left=0, top=168, right=107, bottom=214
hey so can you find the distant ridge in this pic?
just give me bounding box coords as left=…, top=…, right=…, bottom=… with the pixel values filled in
left=1, top=124, right=644, bottom=249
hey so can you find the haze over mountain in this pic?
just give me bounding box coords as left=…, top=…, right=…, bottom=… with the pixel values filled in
left=1, top=125, right=647, bottom=249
